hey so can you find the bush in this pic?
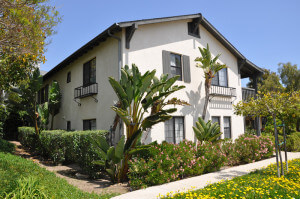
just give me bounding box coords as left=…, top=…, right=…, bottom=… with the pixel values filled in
left=18, top=127, right=37, bottom=149
left=0, top=139, right=15, bottom=153
left=18, top=127, right=107, bottom=177
left=220, top=139, right=239, bottom=166
left=286, top=132, right=300, bottom=152
left=233, top=134, right=274, bottom=164
left=128, top=141, right=226, bottom=190
left=39, top=129, right=107, bottom=176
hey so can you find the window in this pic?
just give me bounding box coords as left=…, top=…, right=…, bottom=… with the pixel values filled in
left=67, top=121, right=71, bottom=131
left=67, top=71, right=71, bottom=83
left=83, top=58, right=96, bottom=86
left=170, top=53, right=182, bottom=81
left=212, top=68, right=228, bottom=87
left=224, top=117, right=231, bottom=138
left=165, top=116, right=185, bottom=144
left=187, top=21, right=200, bottom=38
left=83, top=119, right=96, bottom=130
left=162, top=51, right=191, bottom=83
left=211, top=116, right=220, bottom=126
left=38, top=84, right=49, bottom=104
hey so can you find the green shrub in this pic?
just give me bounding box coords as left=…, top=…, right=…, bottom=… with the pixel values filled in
left=128, top=141, right=226, bottom=190
left=220, top=139, right=239, bottom=166
left=0, top=152, right=116, bottom=199
left=0, top=139, right=15, bottom=153
left=18, top=127, right=37, bottom=149
left=286, top=132, right=300, bottom=152
left=233, top=134, right=274, bottom=164
left=39, top=129, right=107, bottom=176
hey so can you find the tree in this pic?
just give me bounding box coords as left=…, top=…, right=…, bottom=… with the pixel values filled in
left=278, top=62, right=300, bottom=92
left=195, top=44, right=227, bottom=120
left=38, top=102, right=49, bottom=130
left=48, top=81, right=61, bottom=130
left=234, top=91, right=300, bottom=177
left=105, top=64, right=187, bottom=182
left=192, top=117, right=222, bottom=143
left=0, top=0, right=60, bottom=90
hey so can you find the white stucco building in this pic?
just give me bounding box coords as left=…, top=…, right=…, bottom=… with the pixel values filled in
left=41, top=13, right=262, bottom=144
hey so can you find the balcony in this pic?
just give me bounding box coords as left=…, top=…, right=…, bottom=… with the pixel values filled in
left=74, top=83, right=98, bottom=99
left=209, top=85, right=236, bottom=98
left=242, top=87, right=256, bottom=101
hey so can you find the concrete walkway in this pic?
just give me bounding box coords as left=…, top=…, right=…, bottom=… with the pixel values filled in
left=112, top=152, right=300, bottom=199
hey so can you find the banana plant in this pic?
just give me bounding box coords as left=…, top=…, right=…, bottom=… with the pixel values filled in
left=108, top=64, right=187, bottom=182
left=193, top=117, right=222, bottom=143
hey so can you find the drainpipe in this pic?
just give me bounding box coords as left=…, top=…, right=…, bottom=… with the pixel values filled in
left=107, top=29, right=123, bottom=143
left=107, top=29, right=122, bottom=81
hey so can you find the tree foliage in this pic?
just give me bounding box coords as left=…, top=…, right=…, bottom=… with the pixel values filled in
left=278, top=62, right=300, bottom=92
left=195, top=44, right=227, bottom=120
left=0, top=0, right=60, bottom=90
left=48, top=81, right=61, bottom=130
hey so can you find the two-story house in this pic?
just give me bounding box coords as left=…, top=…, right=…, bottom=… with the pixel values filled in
left=40, top=13, right=263, bottom=144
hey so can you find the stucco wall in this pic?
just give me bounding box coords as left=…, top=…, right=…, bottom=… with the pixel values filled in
left=43, top=36, right=120, bottom=132
left=122, top=19, right=245, bottom=143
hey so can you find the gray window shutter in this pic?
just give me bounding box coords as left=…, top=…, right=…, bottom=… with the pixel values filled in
left=182, top=55, right=191, bottom=83
left=162, top=50, right=171, bottom=77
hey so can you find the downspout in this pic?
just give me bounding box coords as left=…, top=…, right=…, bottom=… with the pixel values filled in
left=107, top=29, right=123, bottom=143
left=107, top=29, right=122, bottom=81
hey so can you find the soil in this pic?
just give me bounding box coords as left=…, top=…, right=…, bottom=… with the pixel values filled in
left=9, top=141, right=130, bottom=195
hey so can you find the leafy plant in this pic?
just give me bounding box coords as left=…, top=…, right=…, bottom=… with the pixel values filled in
left=195, top=44, right=227, bottom=120
left=192, top=117, right=222, bottom=143
left=37, top=102, right=49, bottom=130
left=108, top=64, right=187, bottom=182
left=48, top=81, right=61, bottom=130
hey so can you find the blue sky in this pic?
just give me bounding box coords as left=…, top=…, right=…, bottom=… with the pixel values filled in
left=41, top=0, right=300, bottom=84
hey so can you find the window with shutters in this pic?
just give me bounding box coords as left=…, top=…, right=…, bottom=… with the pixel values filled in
left=212, top=68, right=228, bottom=87
left=83, top=58, right=96, bottom=86
left=224, top=117, right=231, bottom=138
left=162, top=51, right=191, bottom=83
left=165, top=116, right=185, bottom=144
left=170, top=53, right=182, bottom=81
left=83, top=119, right=96, bottom=130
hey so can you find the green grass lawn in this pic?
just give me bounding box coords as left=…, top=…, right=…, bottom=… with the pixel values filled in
left=0, top=139, right=117, bottom=199
left=161, top=158, right=300, bottom=199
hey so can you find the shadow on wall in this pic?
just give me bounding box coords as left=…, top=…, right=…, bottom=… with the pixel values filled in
left=209, top=97, right=232, bottom=110
left=180, top=82, right=204, bottom=142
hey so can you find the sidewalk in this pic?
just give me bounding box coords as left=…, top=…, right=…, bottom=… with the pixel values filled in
left=112, top=152, right=300, bottom=199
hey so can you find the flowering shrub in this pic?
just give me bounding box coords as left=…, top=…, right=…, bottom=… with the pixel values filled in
left=128, top=141, right=226, bottom=190
left=233, top=134, right=274, bottom=164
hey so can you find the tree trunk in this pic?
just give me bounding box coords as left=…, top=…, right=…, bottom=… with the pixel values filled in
left=202, top=79, right=211, bottom=120
left=283, top=123, right=288, bottom=172
left=34, top=94, right=39, bottom=135
left=273, top=116, right=280, bottom=177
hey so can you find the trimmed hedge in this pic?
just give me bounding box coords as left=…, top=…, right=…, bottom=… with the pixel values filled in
left=18, top=127, right=107, bottom=176
left=0, top=139, right=15, bottom=153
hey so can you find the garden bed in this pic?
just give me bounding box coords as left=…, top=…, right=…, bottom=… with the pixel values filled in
left=161, top=158, right=300, bottom=199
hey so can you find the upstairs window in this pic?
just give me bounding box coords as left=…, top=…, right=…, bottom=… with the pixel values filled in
left=67, top=71, right=71, bottom=83
left=187, top=21, right=200, bottom=38
left=83, top=58, right=96, bottom=86
left=170, top=53, right=182, bottom=81
left=162, top=51, right=191, bottom=83
left=212, top=68, right=228, bottom=87
left=83, top=119, right=96, bottom=130
left=165, top=116, right=185, bottom=144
